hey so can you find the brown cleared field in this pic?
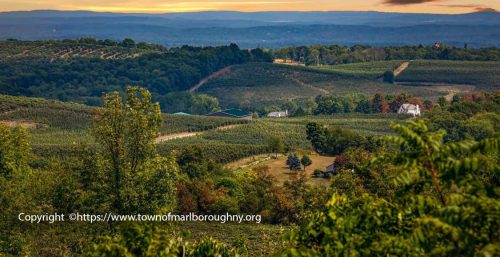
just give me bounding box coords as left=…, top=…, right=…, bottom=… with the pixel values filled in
left=229, top=153, right=333, bottom=187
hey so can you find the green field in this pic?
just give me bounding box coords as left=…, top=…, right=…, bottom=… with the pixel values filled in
left=199, top=62, right=477, bottom=108
left=1, top=94, right=405, bottom=163
left=397, top=60, right=500, bottom=88
left=158, top=114, right=405, bottom=163
left=312, top=60, right=404, bottom=79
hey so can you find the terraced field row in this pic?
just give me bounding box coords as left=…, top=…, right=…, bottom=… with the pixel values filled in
left=0, top=41, right=157, bottom=60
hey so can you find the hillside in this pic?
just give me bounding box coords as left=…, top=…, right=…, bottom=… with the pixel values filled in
left=199, top=61, right=496, bottom=109
left=1, top=11, right=500, bottom=47
left=396, top=60, right=500, bottom=89
left=0, top=40, right=271, bottom=106
left=0, top=40, right=162, bottom=60
left=0, top=94, right=404, bottom=164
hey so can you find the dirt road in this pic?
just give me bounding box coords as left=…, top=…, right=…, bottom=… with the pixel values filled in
left=393, top=61, right=410, bottom=76
left=189, top=66, right=232, bottom=92
left=155, top=124, right=242, bottom=143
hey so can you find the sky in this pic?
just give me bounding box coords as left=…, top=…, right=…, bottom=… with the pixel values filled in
left=0, top=0, right=498, bottom=14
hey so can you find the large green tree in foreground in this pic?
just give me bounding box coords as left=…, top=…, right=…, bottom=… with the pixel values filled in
left=91, top=87, right=178, bottom=214
left=283, top=120, right=499, bottom=256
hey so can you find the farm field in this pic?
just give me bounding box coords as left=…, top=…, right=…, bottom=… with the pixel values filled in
left=228, top=153, right=334, bottom=187
left=311, top=60, right=404, bottom=79
left=0, top=40, right=160, bottom=60
left=158, top=114, right=405, bottom=163
left=396, top=60, right=500, bottom=88
left=0, top=94, right=406, bottom=164
left=200, top=61, right=491, bottom=108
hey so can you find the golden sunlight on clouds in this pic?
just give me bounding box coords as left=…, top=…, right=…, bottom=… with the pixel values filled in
left=0, top=0, right=498, bottom=14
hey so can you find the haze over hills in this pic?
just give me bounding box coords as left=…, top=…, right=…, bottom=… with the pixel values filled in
left=1, top=10, right=499, bottom=48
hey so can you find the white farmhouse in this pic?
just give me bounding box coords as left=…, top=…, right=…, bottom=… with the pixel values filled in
left=267, top=110, right=288, bottom=118
left=398, top=104, right=421, bottom=118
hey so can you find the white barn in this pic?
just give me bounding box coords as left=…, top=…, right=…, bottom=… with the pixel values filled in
left=267, top=110, right=288, bottom=118
left=398, top=104, right=421, bottom=118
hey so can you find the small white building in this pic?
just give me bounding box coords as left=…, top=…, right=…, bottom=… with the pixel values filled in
left=398, top=104, right=421, bottom=118
left=267, top=110, right=288, bottom=118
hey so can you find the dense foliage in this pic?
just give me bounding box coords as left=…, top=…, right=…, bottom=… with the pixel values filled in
left=424, top=91, right=500, bottom=142
left=0, top=42, right=272, bottom=106
left=282, top=120, right=499, bottom=257
left=273, top=44, right=500, bottom=65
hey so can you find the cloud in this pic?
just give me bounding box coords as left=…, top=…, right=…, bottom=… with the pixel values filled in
left=383, top=0, right=439, bottom=5
left=433, top=3, right=498, bottom=13
left=474, top=7, right=497, bottom=13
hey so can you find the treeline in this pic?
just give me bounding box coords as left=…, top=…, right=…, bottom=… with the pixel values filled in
left=272, top=44, right=500, bottom=65
left=264, top=92, right=432, bottom=116
left=0, top=42, right=272, bottom=106
left=2, top=37, right=168, bottom=51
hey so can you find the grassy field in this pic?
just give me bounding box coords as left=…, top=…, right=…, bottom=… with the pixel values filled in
left=228, top=153, right=333, bottom=187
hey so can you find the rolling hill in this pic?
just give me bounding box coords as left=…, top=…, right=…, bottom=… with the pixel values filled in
left=198, top=61, right=498, bottom=109
left=1, top=10, right=499, bottom=48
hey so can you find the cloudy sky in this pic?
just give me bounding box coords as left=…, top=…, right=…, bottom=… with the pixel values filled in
left=0, top=0, right=498, bottom=13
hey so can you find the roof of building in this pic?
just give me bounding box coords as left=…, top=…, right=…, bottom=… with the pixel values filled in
left=208, top=108, right=251, bottom=118
left=268, top=111, right=288, bottom=117
left=173, top=112, right=191, bottom=115
left=399, top=104, right=419, bottom=111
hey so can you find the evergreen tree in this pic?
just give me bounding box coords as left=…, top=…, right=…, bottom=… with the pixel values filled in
left=383, top=70, right=395, bottom=83
left=286, top=153, right=302, bottom=171
left=300, top=155, right=312, bottom=171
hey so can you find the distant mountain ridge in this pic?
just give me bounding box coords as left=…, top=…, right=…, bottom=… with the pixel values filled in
left=1, top=10, right=499, bottom=48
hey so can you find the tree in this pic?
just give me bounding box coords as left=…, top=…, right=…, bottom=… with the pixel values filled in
left=389, top=93, right=410, bottom=112
left=0, top=124, right=30, bottom=177
left=300, top=155, right=312, bottom=171
left=383, top=70, right=395, bottom=83
left=91, top=86, right=178, bottom=213
left=286, top=153, right=302, bottom=171
left=121, top=38, right=136, bottom=47
left=437, top=97, right=448, bottom=107
left=189, top=94, right=220, bottom=115
left=307, top=123, right=366, bottom=155
left=268, top=136, right=286, bottom=158
left=371, top=93, right=390, bottom=113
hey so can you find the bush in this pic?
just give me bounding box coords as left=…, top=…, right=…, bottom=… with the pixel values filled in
left=312, top=169, right=323, bottom=177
